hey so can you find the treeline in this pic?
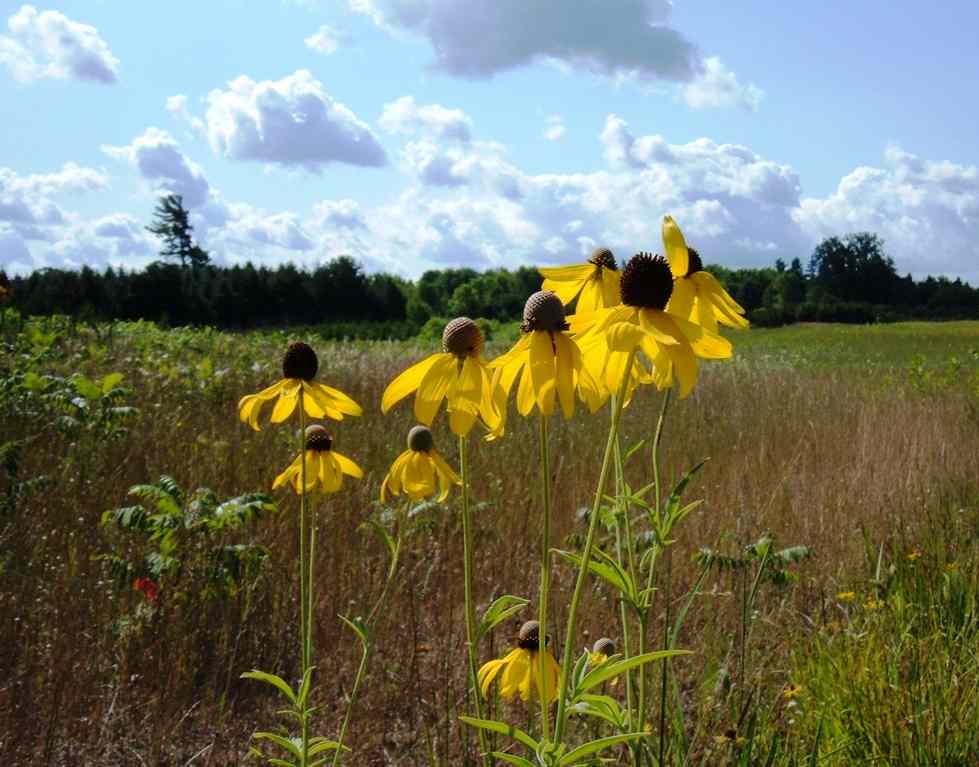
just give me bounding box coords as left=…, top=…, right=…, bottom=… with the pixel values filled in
left=1, top=233, right=976, bottom=332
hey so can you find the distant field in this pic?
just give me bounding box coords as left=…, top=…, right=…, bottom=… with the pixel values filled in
left=2, top=314, right=978, bottom=765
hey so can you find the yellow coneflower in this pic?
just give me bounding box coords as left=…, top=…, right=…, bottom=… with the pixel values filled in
left=273, top=425, right=363, bottom=494
left=239, top=341, right=363, bottom=431
left=488, top=291, right=602, bottom=436
left=588, top=637, right=616, bottom=667
left=381, top=425, right=461, bottom=502
left=381, top=318, right=499, bottom=437
left=836, top=590, right=857, bottom=603
left=571, top=253, right=732, bottom=398
left=782, top=683, right=803, bottom=701
left=662, top=216, right=748, bottom=333
left=539, top=246, right=621, bottom=312
left=478, top=621, right=561, bottom=703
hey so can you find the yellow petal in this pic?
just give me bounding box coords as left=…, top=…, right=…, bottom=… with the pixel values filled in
left=381, top=353, right=442, bottom=414
left=553, top=332, right=575, bottom=419
left=488, top=333, right=532, bottom=369
left=269, top=381, right=302, bottom=424
left=501, top=648, right=531, bottom=701
left=575, top=276, right=603, bottom=314
left=238, top=380, right=287, bottom=431
left=666, top=275, right=696, bottom=322
left=478, top=658, right=507, bottom=698
left=515, top=359, right=536, bottom=417
left=601, top=267, right=621, bottom=307
left=414, top=353, right=458, bottom=425
left=322, top=453, right=342, bottom=493
left=477, top=363, right=501, bottom=431
left=404, top=452, right=436, bottom=499
left=607, top=321, right=646, bottom=352
left=662, top=215, right=689, bottom=277
left=539, top=263, right=593, bottom=282
left=543, top=650, right=561, bottom=703
left=529, top=330, right=557, bottom=416
left=333, top=451, right=363, bottom=479
left=669, top=314, right=732, bottom=359
left=311, top=382, right=363, bottom=418
left=272, top=453, right=302, bottom=490
left=431, top=450, right=461, bottom=501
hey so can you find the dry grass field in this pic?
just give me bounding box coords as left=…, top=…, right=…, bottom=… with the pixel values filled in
left=2, top=313, right=978, bottom=765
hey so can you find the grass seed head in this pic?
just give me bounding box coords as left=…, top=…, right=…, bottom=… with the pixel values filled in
left=283, top=341, right=318, bottom=381
left=407, top=424, right=434, bottom=452
left=442, top=317, right=483, bottom=358
left=521, top=290, right=569, bottom=333
left=620, top=252, right=673, bottom=310
left=304, top=424, right=332, bottom=452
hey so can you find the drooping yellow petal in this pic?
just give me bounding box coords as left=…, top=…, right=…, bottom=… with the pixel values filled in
left=430, top=450, right=460, bottom=501
left=528, top=330, right=557, bottom=416
left=478, top=658, right=507, bottom=698
left=238, top=379, right=288, bottom=431
left=381, top=353, right=442, bottom=414
left=477, top=363, right=501, bottom=431
left=414, top=353, right=459, bottom=425
left=695, top=272, right=749, bottom=328
left=575, top=276, right=603, bottom=314
left=539, top=263, right=594, bottom=282
left=501, top=648, right=532, bottom=701
left=515, top=360, right=536, bottom=417
left=488, top=333, right=532, bottom=369
left=446, top=355, right=482, bottom=436
left=333, top=451, right=363, bottom=479
left=321, top=453, right=343, bottom=493
left=311, top=382, right=363, bottom=417
left=542, top=650, right=561, bottom=703
left=269, top=381, right=302, bottom=424
left=693, top=293, right=719, bottom=334
left=553, top=332, right=576, bottom=419
left=403, top=451, right=436, bottom=499
left=662, top=215, right=689, bottom=277
left=666, top=313, right=732, bottom=359
left=600, top=267, right=621, bottom=307
left=380, top=450, right=410, bottom=502
left=666, top=275, right=696, bottom=322
left=607, top=321, right=647, bottom=353
left=272, top=452, right=302, bottom=490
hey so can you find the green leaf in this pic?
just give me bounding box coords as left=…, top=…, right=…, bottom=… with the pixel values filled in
left=339, top=614, right=369, bottom=648
left=22, top=371, right=47, bottom=392
left=296, top=667, right=314, bottom=708
left=101, top=372, right=124, bottom=393
left=579, top=650, right=691, bottom=692
left=623, top=438, right=647, bottom=464
left=491, top=753, right=536, bottom=767
left=477, top=595, right=529, bottom=641
left=73, top=375, right=102, bottom=400
left=559, top=733, right=647, bottom=765
left=458, top=716, right=539, bottom=752
left=251, top=732, right=301, bottom=759
left=307, top=739, right=347, bottom=757
left=664, top=459, right=708, bottom=518
left=241, top=670, right=297, bottom=705
left=554, top=550, right=636, bottom=605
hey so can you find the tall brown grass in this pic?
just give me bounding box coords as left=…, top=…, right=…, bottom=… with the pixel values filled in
left=1, top=325, right=977, bottom=765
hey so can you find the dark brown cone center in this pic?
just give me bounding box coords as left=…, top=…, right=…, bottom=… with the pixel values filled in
left=442, top=317, right=483, bottom=357
left=592, top=637, right=616, bottom=655
left=521, top=290, right=569, bottom=333
left=588, top=247, right=617, bottom=271
left=283, top=341, right=319, bottom=381
left=407, top=425, right=434, bottom=452
left=620, top=253, right=674, bottom=310
left=304, top=424, right=332, bottom=452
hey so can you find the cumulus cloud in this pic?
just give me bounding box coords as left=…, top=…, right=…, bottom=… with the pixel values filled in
left=311, top=199, right=366, bottom=229
left=0, top=162, right=109, bottom=233
left=351, top=0, right=699, bottom=82
left=305, top=25, right=343, bottom=55
left=202, top=70, right=387, bottom=170
left=102, top=127, right=211, bottom=208
left=0, top=5, right=119, bottom=84
left=795, top=145, right=979, bottom=281
left=543, top=115, right=565, bottom=141
left=166, top=94, right=206, bottom=134
left=379, top=95, right=472, bottom=141
left=682, top=57, right=764, bottom=111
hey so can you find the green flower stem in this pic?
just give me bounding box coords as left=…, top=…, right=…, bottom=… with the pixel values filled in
left=553, top=350, right=636, bottom=742
left=650, top=388, right=672, bottom=767
left=458, top=434, right=491, bottom=767
left=298, top=388, right=310, bottom=766
left=537, top=413, right=552, bottom=740
left=610, top=431, right=636, bottom=734
left=332, top=502, right=407, bottom=767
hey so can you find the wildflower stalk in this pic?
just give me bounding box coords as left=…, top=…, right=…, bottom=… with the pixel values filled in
left=611, top=432, right=637, bottom=761
left=650, top=388, right=672, bottom=766
left=332, top=501, right=408, bottom=766
left=537, top=413, right=552, bottom=740
left=297, top=389, right=311, bottom=765
left=553, top=349, right=636, bottom=741
left=458, top=435, right=491, bottom=766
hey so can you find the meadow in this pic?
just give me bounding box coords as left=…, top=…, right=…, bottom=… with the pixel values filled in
left=2, top=309, right=978, bottom=765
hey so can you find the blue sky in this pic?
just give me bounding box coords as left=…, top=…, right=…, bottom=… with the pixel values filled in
left=1, top=0, right=977, bottom=283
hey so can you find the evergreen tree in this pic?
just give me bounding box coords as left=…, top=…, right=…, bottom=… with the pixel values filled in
left=146, top=194, right=210, bottom=268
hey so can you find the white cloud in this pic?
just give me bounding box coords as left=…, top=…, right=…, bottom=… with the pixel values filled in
left=202, top=70, right=387, bottom=170
left=305, top=25, right=342, bottom=55
left=379, top=95, right=472, bottom=141
left=166, top=94, right=206, bottom=134
left=351, top=0, right=699, bottom=82
left=543, top=115, right=565, bottom=141
left=795, top=145, right=979, bottom=282
left=682, top=57, right=764, bottom=111
left=311, top=199, right=367, bottom=229
left=0, top=5, right=119, bottom=84
left=0, top=162, right=109, bottom=234
left=102, top=127, right=211, bottom=208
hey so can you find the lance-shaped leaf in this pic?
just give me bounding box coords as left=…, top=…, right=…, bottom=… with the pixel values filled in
left=578, top=650, right=691, bottom=693
left=339, top=614, right=370, bottom=649
left=558, top=733, right=647, bottom=765
left=477, top=595, right=529, bottom=641
left=554, top=549, right=638, bottom=608
left=241, top=670, right=297, bottom=704
left=458, top=716, right=539, bottom=752
left=492, top=753, right=536, bottom=767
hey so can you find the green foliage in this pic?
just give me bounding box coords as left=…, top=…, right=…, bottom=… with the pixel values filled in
left=100, top=474, right=276, bottom=601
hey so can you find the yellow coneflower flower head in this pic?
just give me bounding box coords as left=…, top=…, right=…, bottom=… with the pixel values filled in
left=380, top=425, right=461, bottom=503
left=662, top=216, right=748, bottom=333
left=488, top=291, right=602, bottom=436
left=238, top=341, right=363, bottom=431
left=782, top=683, right=803, bottom=701
left=539, top=246, right=622, bottom=312
left=381, top=318, right=499, bottom=437
left=572, top=253, right=732, bottom=398
left=478, top=620, right=561, bottom=703
left=272, top=424, right=363, bottom=494
left=589, top=637, right=616, bottom=667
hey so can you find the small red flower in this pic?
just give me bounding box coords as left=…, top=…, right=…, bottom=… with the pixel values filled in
left=133, top=576, right=160, bottom=604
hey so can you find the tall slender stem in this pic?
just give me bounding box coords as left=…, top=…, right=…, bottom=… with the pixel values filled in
left=458, top=435, right=491, bottom=767
left=553, top=350, right=635, bottom=741
left=651, top=388, right=672, bottom=767
left=537, top=413, right=552, bottom=740
left=610, top=431, right=635, bottom=736
left=297, top=388, right=310, bottom=766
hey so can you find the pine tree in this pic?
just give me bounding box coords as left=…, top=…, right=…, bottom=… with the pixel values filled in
left=146, top=194, right=210, bottom=268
